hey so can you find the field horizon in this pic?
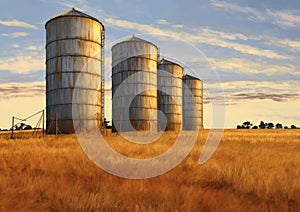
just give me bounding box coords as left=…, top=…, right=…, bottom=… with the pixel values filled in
left=0, top=129, right=299, bottom=211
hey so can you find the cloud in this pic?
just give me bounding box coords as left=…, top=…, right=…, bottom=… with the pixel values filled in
left=210, top=0, right=265, bottom=21
left=0, top=20, right=38, bottom=30
left=157, top=19, right=168, bottom=25
left=200, top=28, right=248, bottom=41
left=0, top=70, right=44, bottom=84
left=252, top=35, right=300, bottom=52
left=211, top=1, right=300, bottom=30
left=209, top=58, right=297, bottom=76
left=26, top=45, right=43, bottom=51
left=0, top=55, right=45, bottom=74
left=267, top=9, right=300, bottom=29
left=1, top=32, right=29, bottom=38
left=229, top=93, right=300, bottom=103
left=104, top=17, right=291, bottom=60
left=271, top=39, right=300, bottom=51
left=11, top=44, right=20, bottom=48
left=204, top=80, right=300, bottom=105
left=0, top=82, right=45, bottom=101
left=172, top=24, right=183, bottom=29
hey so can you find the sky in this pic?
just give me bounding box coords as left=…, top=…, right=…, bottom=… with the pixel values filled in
left=0, top=0, right=299, bottom=129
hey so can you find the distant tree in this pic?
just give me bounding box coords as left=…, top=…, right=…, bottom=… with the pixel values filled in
left=266, top=123, right=274, bottom=129
left=284, top=126, right=289, bottom=129
left=275, top=123, right=283, bottom=129
left=291, top=125, right=297, bottom=129
left=242, top=121, right=252, bottom=129
left=259, top=121, right=266, bottom=129
left=16, top=124, right=24, bottom=130
left=24, top=125, right=32, bottom=130
left=252, top=126, right=258, bottom=129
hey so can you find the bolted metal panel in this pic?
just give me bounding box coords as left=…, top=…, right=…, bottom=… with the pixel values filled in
left=45, top=8, right=104, bottom=134
left=183, top=75, right=203, bottom=130
left=157, top=58, right=183, bottom=131
left=112, top=36, right=158, bottom=132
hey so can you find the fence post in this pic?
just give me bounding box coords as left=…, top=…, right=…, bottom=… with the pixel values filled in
left=42, top=110, right=45, bottom=136
left=11, top=116, right=14, bottom=139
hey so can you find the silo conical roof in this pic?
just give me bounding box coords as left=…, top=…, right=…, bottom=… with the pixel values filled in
left=45, top=8, right=102, bottom=27
left=183, top=74, right=201, bottom=81
left=112, top=35, right=158, bottom=49
left=159, top=58, right=182, bottom=67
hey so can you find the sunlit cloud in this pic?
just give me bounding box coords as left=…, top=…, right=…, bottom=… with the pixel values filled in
left=11, top=44, right=20, bottom=48
left=0, top=32, right=29, bottom=38
left=0, top=55, right=45, bottom=74
left=26, top=45, right=43, bottom=51
left=157, top=19, right=168, bottom=25
left=211, top=1, right=300, bottom=29
left=104, top=17, right=291, bottom=60
left=210, top=0, right=265, bottom=21
left=0, top=19, right=39, bottom=30
left=209, top=58, right=297, bottom=76
left=200, top=28, right=248, bottom=41
left=267, top=9, right=300, bottom=28
left=172, top=24, right=183, bottom=29
left=270, top=38, right=300, bottom=52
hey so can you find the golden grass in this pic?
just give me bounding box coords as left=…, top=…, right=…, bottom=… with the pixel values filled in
left=0, top=129, right=299, bottom=211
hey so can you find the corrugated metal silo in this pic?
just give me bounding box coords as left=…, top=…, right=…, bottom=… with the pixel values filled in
left=183, top=75, right=203, bottom=130
left=111, top=36, right=158, bottom=132
left=45, top=8, right=104, bottom=134
left=157, top=58, right=183, bottom=131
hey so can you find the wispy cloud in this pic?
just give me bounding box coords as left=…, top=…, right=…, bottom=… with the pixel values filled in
left=11, top=44, right=20, bottom=48
left=0, top=32, right=29, bottom=38
left=0, top=82, right=45, bottom=101
left=209, top=58, right=297, bottom=76
left=269, top=38, right=300, bottom=52
left=172, top=24, right=183, bottom=29
left=0, top=55, right=45, bottom=74
left=211, top=1, right=300, bottom=29
left=0, top=20, right=39, bottom=30
left=248, top=35, right=300, bottom=52
left=26, top=45, right=43, bottom=51
left=200, top=28, right=248, bottom=41
left=104, top=17, right=291, bottom=60
left=267, top=9, right=300, bottom=28
left=211, top=0, right=265, bottom=21
left=229, top=93, right=300, bottom=103
left=157, top=19, right=168, bottom=25
left=205, top=80, right=300, bottom=105
left=0, top=70, right=44, bottom=84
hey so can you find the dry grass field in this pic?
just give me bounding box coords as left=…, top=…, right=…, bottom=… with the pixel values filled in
left=0, top=129, right=299, bottom=211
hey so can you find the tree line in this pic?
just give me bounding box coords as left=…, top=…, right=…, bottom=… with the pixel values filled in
left=237, top=121, right=298, bottom=129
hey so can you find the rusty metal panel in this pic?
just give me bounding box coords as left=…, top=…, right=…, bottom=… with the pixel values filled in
left=157, top=59, right=183, bottom=131
left=112, top=36, right=158, bottom=132
left=46, top=9, right=104, bottom=134
left=183, top=75, right=203, bottom=130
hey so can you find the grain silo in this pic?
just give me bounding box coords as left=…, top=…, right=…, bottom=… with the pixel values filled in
left=45, top=8, right=104, bottom=134
left=182, top=75, right=203, bottom=130
left=111, top=36, right=158, bottom=132
left=157, top=58, right=183, bottom=131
